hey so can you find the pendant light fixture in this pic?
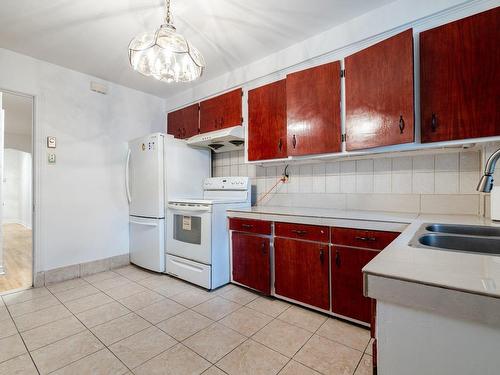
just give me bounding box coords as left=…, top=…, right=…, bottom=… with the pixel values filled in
left=128, top=0, right=205, bottom=83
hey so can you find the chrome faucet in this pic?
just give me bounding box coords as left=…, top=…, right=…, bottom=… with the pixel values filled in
left=477, top=147, right=500, bottom=193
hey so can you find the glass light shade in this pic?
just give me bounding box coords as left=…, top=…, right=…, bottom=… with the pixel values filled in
left=128, top=24, right=205, bottom=83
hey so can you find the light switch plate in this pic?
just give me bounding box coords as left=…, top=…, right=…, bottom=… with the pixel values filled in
left=48, top=153, right=56, bottom=164
left=47, top=136, right=56, bottom=148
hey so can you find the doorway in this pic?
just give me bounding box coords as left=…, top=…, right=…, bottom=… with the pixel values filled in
left=0, top=91, right=33, bottom=292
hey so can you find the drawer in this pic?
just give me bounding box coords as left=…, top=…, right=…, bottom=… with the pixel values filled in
left=275, top=222, right=329, bottom=243
left=331, top=227, right=400, bottom=250
left=229, top=218, right=272, bottom=235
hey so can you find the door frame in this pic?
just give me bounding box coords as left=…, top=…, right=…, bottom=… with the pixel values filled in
left=0, top=88, right=38, bottom=289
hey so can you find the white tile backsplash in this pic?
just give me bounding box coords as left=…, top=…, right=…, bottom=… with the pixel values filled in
left=211, top=146, right=492, bottom=215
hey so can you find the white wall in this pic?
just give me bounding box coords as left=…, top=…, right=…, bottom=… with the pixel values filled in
left=3, top=149, right=32, bottom=228
left=0, top=48, right=165, bottom=272
left=5, top=133, right=31, bottom=154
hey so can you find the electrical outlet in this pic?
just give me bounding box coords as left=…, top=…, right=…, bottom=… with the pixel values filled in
left=48, top=153, right=56, bottom=164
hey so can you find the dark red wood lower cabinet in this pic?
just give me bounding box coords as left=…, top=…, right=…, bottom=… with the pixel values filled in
left=231, top=232, right=271, bottom=295
left=274, top=237, right=330, bottom=310
left=331, top=246, right=378, bottom=323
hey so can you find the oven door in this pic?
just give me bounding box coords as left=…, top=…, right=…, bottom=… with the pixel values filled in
left=166, top=203, right=212, bottom=264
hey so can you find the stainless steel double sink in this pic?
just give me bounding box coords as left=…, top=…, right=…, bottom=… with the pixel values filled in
left=410, top=223, right=500, bottom=256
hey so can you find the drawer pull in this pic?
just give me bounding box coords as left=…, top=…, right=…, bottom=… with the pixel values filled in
left=291, top=229, right=308, bottom=236
left=241, top=224, right=254, bottom=229
left=319, top=249, right=325, bottom=264
left=261, top=242, right=266, bottom=255
left=355, top=236, right=376, bottom=242
left=335, top=251, right=341, bottom=268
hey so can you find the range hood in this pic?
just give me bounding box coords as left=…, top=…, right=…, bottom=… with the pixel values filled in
left=187, top=126, right=244, bottom=153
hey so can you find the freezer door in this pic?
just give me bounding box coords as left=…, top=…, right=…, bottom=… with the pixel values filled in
left=130, top=216, right=165, bottom=272
left=128, top=134, right=164, bottom=218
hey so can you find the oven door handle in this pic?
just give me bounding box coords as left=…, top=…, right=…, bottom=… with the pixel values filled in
left=167, top=204, right=210, bottom=212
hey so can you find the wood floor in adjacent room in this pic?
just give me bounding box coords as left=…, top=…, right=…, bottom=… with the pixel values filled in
left=0, top=224, right=32, bottom=293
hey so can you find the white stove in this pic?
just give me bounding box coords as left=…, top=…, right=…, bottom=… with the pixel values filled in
left=165, top=177, right=251, bottom=289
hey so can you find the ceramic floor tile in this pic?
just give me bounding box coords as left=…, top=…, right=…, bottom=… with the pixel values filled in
left=105, top=282, right=148, bottom=300
left=0, top=334, right=27, bottom=363
left=212, top=284, right=236, bottom=296
left=365, top=338, right=374, bottom=356
left=134, top=343, right=211, bottom=375
left=156, top=309, right=213, bottom=341
left=246, top=297, right=291, bottom=318
left=53, top=284, right=100, bottom=303
left=220, top=287, right=259, bottom=305
left=294, top=335, right=362, bottom=375
left=202, top=366, right=226, bottom=375
left=137, top=275, right=181, bottom=290
left=0, top=354, right=38, bottom=375
left=277, top=306, right=327, bottom=332
left=64, top=291, right=113, bottom=314
left=2, top=287, right=50, bottom=305
left=76, top=301, right=130, bottom=328
left=316, top=318, right=370, bottom=351
left=110, top=326, right=177, bottom=369
left=31, top=330, right=104, bottom=374
left=90, top=275, right=131, bottom=291
left=7, top=294, right=60, bottom=317
left=91, top=312, right=151, bottom=346
left=219, top=306, right=272, bottom=337
left=0, top=317, right=18, bottom=339
left=118, top=290, right=165, bottom=311
left=184, top=323, right=246, bottom=363
left=0, top=306, right=10, bottom=322
left=135, top=298, right=186, bottom=324
left=278, top=360, right=321, bottom=375
left=21, top=316, right=86, bottom=351
left=46, top=278, right=88, bottom=293
left=169, top=288, right=215, bottom=308
left=192, top=297, right=242, bottom=321
left=253, top=319, right=312, bottom=357
left=13, top=304, right=72, bottom=332
left=83, top=270, right=119, bottom=283
left=51, top=348, right=129, bottom=375
left=153, top=282, right=199, bottom=298
left=114, top=266, right=153, bottom=282
left=216, top=339, right=288, bottom=375
left=354, top=354, right=372, bottom=375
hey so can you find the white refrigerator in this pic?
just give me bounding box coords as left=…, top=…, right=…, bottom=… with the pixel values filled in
left=126, top=133, right=210, bottom=272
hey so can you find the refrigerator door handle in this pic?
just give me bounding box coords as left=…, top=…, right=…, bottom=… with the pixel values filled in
left=125, top=149, right=132, bottom=204
left=130, top=220, right=158, bottom=227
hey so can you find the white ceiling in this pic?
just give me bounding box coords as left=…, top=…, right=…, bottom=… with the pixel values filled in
left=2, top=92, right=32, bottom=136
left=0, top=0, right=395, bottom=98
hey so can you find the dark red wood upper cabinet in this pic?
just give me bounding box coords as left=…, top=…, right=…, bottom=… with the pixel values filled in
left=231, top=232, right=271, bottom=295
left=420, top=8, right=500, bottom=143
left=286, top=62, right=342, bottom=156
left=167, top=104, right=199, bottom=139
left=199, top=88, right=243, bottom=134
left=331, top=246, right=378, bottom=323
left=248, top=80, right=287, bottom=161
left=274, top=237, right=330, bottom=310
left=345, top=29, right=415, bottom=150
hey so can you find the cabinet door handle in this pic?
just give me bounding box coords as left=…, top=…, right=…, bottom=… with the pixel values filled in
left=261, top=242, right=267, bottom=255
left=355, top=236, right=376, bottom=242
left=399, top=115, right=404, bottom=134
left=335, top=250, right=340, bottom=268
left=431, top=113, right=437, bottom=132
left=319, top=249, right=325, bottom=264
left=278, top=138, right=283, bottom=151
left=241, top=224, right=253, bottom=229
left=292, top=134, right=297, bottom=148
left=291, top=229, right=307, bottom=236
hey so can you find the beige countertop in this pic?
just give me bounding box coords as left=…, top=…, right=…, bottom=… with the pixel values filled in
left=227, top=206, right=500, bottom=299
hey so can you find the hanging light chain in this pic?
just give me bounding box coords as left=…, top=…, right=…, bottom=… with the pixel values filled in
left=164, top=0, right=172, bottom=25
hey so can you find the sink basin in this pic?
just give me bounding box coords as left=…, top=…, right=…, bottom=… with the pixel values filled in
left=426, top=224, right=500, bottom=237
left=418, top=234, right=500, bottom=255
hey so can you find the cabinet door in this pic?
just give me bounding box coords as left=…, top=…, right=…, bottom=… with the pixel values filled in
left=248, top=80, right=287, bottom=161
left=231, top=232, right=270, bottom=295
left=420, top=8, right=500, bottom=142
left=345, top=29, right=414, bottom=150
left=167, top=104, right=199, bottom=139
left=200, top=88, right=242, bottom=133
left=274, top=238, right=329, bottom=310
left=331, top=246, right=378, bottom=323
left=286, top=62, right=341, bottom=156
